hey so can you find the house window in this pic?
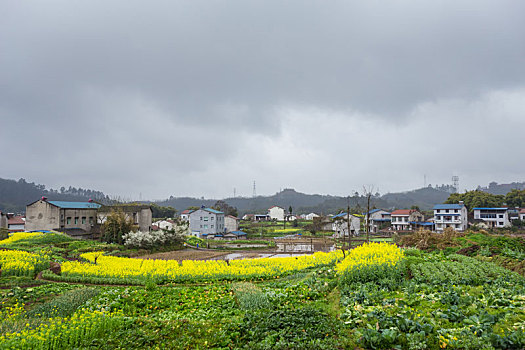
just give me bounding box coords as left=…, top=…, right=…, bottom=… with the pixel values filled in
left=200, top=217, right=203, bottom=220
left=211, top=225, right=214, bottom=228
left=60, top=214, right=64, bottom=221
left=89, top=217, right=93, bottom=224
left=211, top=217, right=214, bottom=220
left=499, top=214, right=504, bottom=218
left=74, top=217, right=79, bottom=225
left=200, top=225, right=202, bottom=228
left=67, top=217, right=71, bottom=225
left=82, top=217, right=86, bottom=224
left=204, top=225, right=208, bottom=229
left=204, top=217, right=208, bottom=221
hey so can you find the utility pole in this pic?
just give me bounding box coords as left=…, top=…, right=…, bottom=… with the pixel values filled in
left=347, top=196, right=351, bottom=251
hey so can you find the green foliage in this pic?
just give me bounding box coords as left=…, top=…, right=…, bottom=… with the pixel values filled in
left=149, top=203, right=177, bottom=219
left=26, top=287, right=99, bottom=318
left=101, top=209, right=138, bottom=244
left=234, top=306, right=347, bottom=349
left=233, top=282, right=270, bottom=310
left=445, top=190, right=505, bottom=211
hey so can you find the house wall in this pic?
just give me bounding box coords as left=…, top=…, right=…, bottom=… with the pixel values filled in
left=332, top=215, right=361, bottom=237
left=268, top=207, right=285, bottom=221
left=473, top=209, right=510, bottom=228
left=61, top=208, right=98, bottom=231
left=25, top=200, right=61, bottom=231
left=434, top=206, right=468, bottom=232
left=224, top=216, right=239, bottom=232
left=0, top=213, right=7, bottom=229
left=189, top=209, right=224, bottom=237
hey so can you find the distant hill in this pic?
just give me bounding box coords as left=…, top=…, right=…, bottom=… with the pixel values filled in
left=156, top=187, right=453, bottom=215
left=0, top=177, right=110, bottom=213
left=3, top=177, right=524, bottom=216
left=477, top=181, right=525, bottom=195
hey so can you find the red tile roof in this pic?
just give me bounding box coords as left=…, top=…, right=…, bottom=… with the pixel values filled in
left=520, top=209, right=525, bottom=214
left=8, top=216, right=25, bottom=225
left=227, top=215, right=239, bottom=220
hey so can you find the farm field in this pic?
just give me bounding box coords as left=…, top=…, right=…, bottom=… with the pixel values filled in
left=0, top=231, right=524, bottom=349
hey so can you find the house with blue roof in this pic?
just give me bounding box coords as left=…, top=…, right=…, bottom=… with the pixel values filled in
left=332, top=212, right=362, bottom=237
left=189, top=206, right=225, bottom=238
left=363, top=209, right=391, bottom=233
left=473, top=207, right=510, bottom=228
left=26, top=197, right=102, bottom=233
left=433, top=202, right=468, bottom=232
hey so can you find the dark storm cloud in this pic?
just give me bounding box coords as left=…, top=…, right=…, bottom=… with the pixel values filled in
left=1, top=1, right=525, bottom=198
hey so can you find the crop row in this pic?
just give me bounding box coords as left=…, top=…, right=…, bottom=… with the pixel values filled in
left=50, top=250, right=343, bottom=284
left=0, top=250, right=49, bottom=277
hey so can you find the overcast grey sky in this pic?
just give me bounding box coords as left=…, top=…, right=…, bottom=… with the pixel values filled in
left=1, top=1, right=525, bottom=200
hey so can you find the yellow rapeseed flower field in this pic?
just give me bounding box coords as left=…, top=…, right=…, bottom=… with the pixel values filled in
left=0, top=231, right=44, bottom=245
left=0, top=249, right=49, bottom=277
left=335, top=242, right=404, bottom=274
left=61, top=250, right=343, bottom=282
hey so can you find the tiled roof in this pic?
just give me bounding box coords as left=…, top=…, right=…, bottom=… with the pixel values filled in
left=204, top=208, right=223, bottom=214
left=48, top=201, right=101, bottom=209
left=8, top=216, right=25, bottom=225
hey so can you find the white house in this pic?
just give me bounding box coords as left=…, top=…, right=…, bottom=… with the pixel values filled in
left=189, top=207, right=225, bottom=238
left=473, top=207, right=511, bottom=228
left=180, top=209, right=193, bottom=221
left=152, top=219, right=176, bottom=231
left=391, top=209, right=424, bottom=231
left=224, top=215, right=239, bottom=232
left=305, top=213, right=320, bottom=221
left=364, top=209, right=391, bottom=233
left=520, top=209, right=525, bottom=221
left=268, top=206, right=285, bottom=221
left=434, top=203, right=468, bottom=232
left=331, top=212, right=361, bottom=237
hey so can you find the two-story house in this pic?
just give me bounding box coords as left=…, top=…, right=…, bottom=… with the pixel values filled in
left=433, top=202, right=468, bottom=232
left=391, top=209, right=424, bottom=231
left=268, top=206, right=285, bottom=221
left=473, top=207, right=510, bottom=228
left=26, top=198, right=102, bottom=233
left=332, top=212, right=361, bottom=237
left=364, top=209, right=391, bottom=233
left=224, top=215, right=239, bottom=232
left=189, top=207, right=225, bottom=238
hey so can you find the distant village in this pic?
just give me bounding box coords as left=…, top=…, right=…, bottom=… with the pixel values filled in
left=2, top=196, right=524, bottom=240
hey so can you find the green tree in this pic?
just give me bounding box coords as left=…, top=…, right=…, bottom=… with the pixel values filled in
left=101, top=209, right=138, bottom=244
left=505, top=189, right=525, bottom=208
left=445, top=190, right=504, bottom=212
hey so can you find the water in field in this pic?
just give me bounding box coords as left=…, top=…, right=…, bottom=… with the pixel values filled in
left=275, top=242, right=335, bottom=253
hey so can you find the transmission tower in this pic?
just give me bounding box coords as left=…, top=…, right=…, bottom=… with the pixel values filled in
left=452, top=175, right=459, bottom=193
left=252, top=181, right=256, bottom=198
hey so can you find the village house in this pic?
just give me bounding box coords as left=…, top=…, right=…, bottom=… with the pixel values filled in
left=305, top=213, right=320, bottom=221
left=364, top=209, right=391, bottom=233
left=268, top=206, right=285, bottom=221
left=224, top=215, right=239, bottom=232
left=189, top=207, right=225, bottom=238
left=25, top=198, right=102, bottom=233
left=209, top=230, right=248, bottom=240
left=434, top=203, right=468, bottom=232
left=331, top=212, right=361, bottom=237
left=520, top=209, right=525, bottom=221
left=391, top=209, right=424, bottom=231
left=152, top=219, right=176, bottom=231
left=97, top=204, right=153, bottom=232
left=8, top=215, right=25, bottom=232
left=180, top=209, right=193, bottom=221
left=473, top=207, right=511, bottom=229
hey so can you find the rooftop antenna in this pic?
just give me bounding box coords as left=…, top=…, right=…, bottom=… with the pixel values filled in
left=252, top=181, right=256, bottom=198
left=452, top=175, right=459, bottom=193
